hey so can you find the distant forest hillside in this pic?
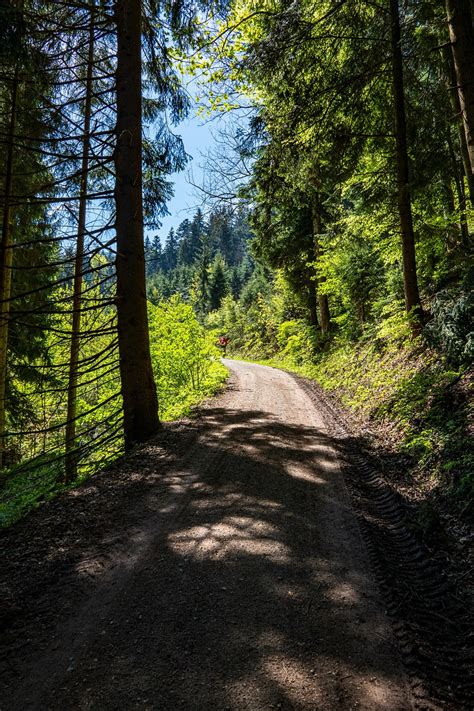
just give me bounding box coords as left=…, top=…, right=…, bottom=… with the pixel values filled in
left=145, top=207, right=263, bottom=315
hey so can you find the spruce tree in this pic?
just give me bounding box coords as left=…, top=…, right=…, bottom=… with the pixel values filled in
left=208, top=254, right=229, bottom=311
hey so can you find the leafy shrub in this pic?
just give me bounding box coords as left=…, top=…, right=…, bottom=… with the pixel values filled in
left=149, top=295, right=227, bottom=419
left=424, top=279, right=474, bottom=366
left=277, top=320, right=316, bottom=364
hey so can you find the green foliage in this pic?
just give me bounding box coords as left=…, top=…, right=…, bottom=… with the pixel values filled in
left=146, top=206, right=254, bottom=315
left=424, top=277, right=474, bottom=366
left=198, top=0, right=474, bottom=349
left=208, top=253, right=230, bottom=311
left=149, top=296, right=227, bottom=420
left=277, top=320, right=316, bottom=365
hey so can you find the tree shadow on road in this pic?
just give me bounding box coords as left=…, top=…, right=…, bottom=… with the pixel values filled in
left=1, top=405, right=438, bottom=710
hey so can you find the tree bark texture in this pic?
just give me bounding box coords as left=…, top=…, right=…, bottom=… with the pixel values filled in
left=445, top=0, right=474, bottom=175
left=389, top=0, right=422, bottom=324
left=114, top=0, right=159, bottom=449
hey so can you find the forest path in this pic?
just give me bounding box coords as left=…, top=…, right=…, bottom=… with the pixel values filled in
left=1, top=360, right=409, bottom=710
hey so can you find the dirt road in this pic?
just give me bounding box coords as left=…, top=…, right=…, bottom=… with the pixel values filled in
left=1, top=360, right=410, bottom=710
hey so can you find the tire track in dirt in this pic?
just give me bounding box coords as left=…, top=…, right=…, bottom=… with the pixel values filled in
left=294, top=373, right=473, bottom=710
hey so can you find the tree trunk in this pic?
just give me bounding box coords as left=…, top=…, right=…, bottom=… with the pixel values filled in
left=114, top=0, right=159, bottom=449
left=65, top=4, right=95, bottom=484
left=389, top=0, right=422, bottom=327
left=0, top=67, right=19, bottom=468
left=307, top=279, right=318, bottom=327
left=312, top=204, right=331, bottom=334
left=442, top=43, right=474, bottom=206
left=445, top=0, right=474, bottom=175
left=447, top=132, right=471, bottom=248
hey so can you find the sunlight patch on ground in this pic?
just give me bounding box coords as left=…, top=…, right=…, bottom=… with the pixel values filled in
left=286, top=462, right=327, bottom=484
left=167, top=517, right=291, bottom=563
left=327, top=581, right=361, bottom=605
left=262, top=655, right=325, bottom=705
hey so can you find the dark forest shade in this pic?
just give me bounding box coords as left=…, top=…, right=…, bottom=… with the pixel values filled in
left=114, top=0, right=159, bottom=448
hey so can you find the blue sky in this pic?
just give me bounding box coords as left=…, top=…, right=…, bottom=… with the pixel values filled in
left=152, top=111, right=218, bottom=242
left=150, top=89, right=252, bottom=244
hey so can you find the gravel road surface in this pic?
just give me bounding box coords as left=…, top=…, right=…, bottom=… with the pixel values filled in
left=1, top=360, right=409, bottom=710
